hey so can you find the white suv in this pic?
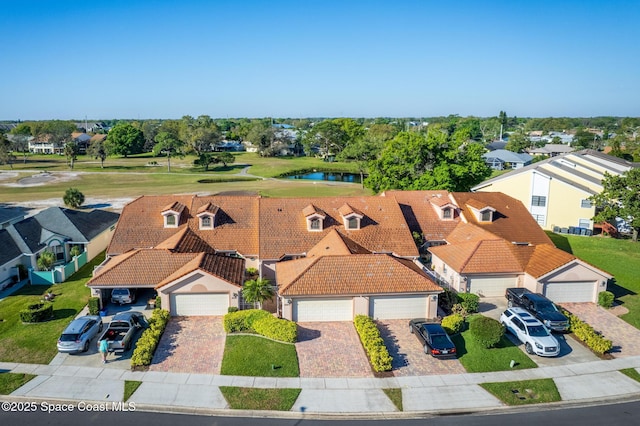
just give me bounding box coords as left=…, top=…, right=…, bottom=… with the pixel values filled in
left=500, top=307, right=560, bottom=357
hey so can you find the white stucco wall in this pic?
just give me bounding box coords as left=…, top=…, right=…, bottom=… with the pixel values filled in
left=158, top=271, right=241, bottom=312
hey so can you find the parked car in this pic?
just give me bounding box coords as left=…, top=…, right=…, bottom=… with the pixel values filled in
left=505, top=288, right=569, bottom=332
left=98, top=311, right=146, bottom=353
left=500, top=307, right=560, bottom=357
left=409, top=319, right=457, bottom=358
left=57, top=315, right=103, bottom=353
left=111, top=288, right=137, bottom=305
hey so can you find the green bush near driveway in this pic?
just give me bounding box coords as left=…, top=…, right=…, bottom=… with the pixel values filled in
left=130, top=309, right=170, bottom=368
left=452, top=316, right=537, bottom=373
left=562, top=308, right=613, bottom=355
left=598, top=291, right=615, bottom=308
left=88, top=297, right=100, bottom=315
left=480, top=379, right=561, bottom=405
left=19, top=302, right=53, bottom=323
left=441, top=313, right=465, bottom=335
left=0, top=373, right=36, bottom=395
left=457, top=293, right=480, bottom=313
left=220, top=386, right=301, bottom=411
left=223, top=309, right=296, bottom=343
left=469, top=316, right=504, bottom=349
left=221, top=335, right=299, bottom=377
left=354, top=315, right=392, bottom=372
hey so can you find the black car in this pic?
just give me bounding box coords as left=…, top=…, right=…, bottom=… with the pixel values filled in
left=409, top=319, right=457, bottom=358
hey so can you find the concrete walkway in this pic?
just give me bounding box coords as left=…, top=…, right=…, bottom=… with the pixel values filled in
left=2, top=356, right=640, bottom=414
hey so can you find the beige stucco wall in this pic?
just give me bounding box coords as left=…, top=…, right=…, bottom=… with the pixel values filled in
left=475, top=172, right=533, bottom=214
left=281, top=297, right=293, bottom=320
left=546, top=179, right=595, bottom=230
left=354, top=296, right=368, bottom=316
left=86, top=225, right=117, bottom=261
left=260, top=260, right=277, bottom=280
left=244, top=257, right=259, bottom=271
left=535, top=262, right=609, bottom=302
left=158, top=271, right=241, bottom=312
left=430, top=255, right=465, bottom=292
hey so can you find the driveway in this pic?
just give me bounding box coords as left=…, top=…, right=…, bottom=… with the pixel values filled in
left=149, top=316, right=226, bottom=374
left=377, top=320, right=466, bottom=376
left=562, top=302, right=640, bottom=357
left=296, top=322, right=372, bottom=378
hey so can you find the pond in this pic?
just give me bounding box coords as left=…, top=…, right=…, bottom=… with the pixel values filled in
left=284, top=171, right=362, bottom=183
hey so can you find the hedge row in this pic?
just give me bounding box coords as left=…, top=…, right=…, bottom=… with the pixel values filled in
left=20, top=302, right=53, bottom=323
left=563, top=308, right=613, bottom=355
left=223, top=309, right=297, bottom=343
left=353, top=315, right=392, bottom=372
left=131, top=309, right=170, bottom=368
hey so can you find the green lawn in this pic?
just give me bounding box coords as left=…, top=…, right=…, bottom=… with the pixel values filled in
left=547, top=233, right=640, bottom=329
left=451, top=316, right=537, bottom=373
left=382, top=388, right=403, bottom=411
left=220, top=335, right=299, bottom=377
left=620, top=368, right=640, bottom=383
left=0, top=253, right=105, bottom=364
left=219, top=387, right=300, bottom=411
left=480, top=379, right=561, bottom=405
left=0, top=373, right=36, bottom=394
left=123, top=380, right=142, bottom=401
left=232, top=152, right=360, bottom=178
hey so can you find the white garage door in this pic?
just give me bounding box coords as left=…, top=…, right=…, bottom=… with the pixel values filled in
left=293, top=298, right=353, bottom=322
left=170, top=293, right=229, bottom=316
left=370, top=295, right=429, bottom=320
left=544, top=282, right=595, bottom=303
left=468, top=276, right=518, bottom=297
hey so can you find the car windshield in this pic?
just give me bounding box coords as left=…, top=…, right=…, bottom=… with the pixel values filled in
left=431, top=335, right=452, bottom=347
left=112, top=289, right=127, bottom=296
left=59, top=334, right=79, bottom=342
left=537, top=302, right=558, bottom=314
left=527, top=325, right=549, bottom=337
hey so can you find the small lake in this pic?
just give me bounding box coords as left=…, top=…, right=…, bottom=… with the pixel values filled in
left=285, top=171, right=362, bottom=183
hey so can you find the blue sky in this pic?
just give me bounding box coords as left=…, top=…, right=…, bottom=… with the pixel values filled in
left=1, top=0, right=639, bottom=120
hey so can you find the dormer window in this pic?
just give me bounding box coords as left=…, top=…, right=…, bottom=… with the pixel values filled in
left=429, top=195, right=457, bottom=220
left=465, top=199, right=496, bottom=223
left=166, top=214, right=176, bottom=226
left=310, top=218, right=321, bottom=230
left=347, top=217, right=359, bottom=230
left=161, top=201, right=186, bottom=229
left=443, top=207, right=452, bottom=219
left=338, top=203, right=363, bottom=230
left=480, top=209, right=493, bottom=222
left=303, top=204, right=326, bottom=232
left=196, top=202, right=219, bottom=230
left=200, top=215, right=213, bottom=229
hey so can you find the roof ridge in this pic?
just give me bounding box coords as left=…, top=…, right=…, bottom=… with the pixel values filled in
left=277, top=256, right=321, bottom=294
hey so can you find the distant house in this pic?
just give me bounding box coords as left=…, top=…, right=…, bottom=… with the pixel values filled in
left=528, top=143, right=574, bottom=157
left=483, top=149, right=533, bottom=170
left=28, top=135, right=64, bottom=154
left=75, top=122, right=107, bottom=133
left=486, top=140, right=507, bottom=151
left=71, top=132, right=92, bottom=153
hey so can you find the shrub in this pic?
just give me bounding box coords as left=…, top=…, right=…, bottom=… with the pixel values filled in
left=598, top=291, right=615, bottom=309
left=246, top=267, right=259, bottom=276
left=563, top=308, right=613, bottom=355
left=353, top=315, right=392, bottom=372
left=441, top=313, right=465, bottom=335
left=19, top=302, right=53, bottom=323
left=88, top=297, right=100, bottom=315
left=451, top=303, right=468, bottom=317
left=227, top=306, right=239, bottom=313
left=469, top=316, right=504, bottom=349
left=438, top=288, right=458, bottom=314
left=252, top=315, right=297, bottom=343
left=131, top=309, right=170, bottom=368
left=155, top=296, right=162, bottom=310
left=457, top=293, right=480, bottom=313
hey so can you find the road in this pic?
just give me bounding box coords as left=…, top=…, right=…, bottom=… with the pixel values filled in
left=1, top=399, right=638, bottom=426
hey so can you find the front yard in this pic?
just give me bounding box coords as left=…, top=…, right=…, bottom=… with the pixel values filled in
left=548, top=233, right=640, bottom=329
left=220, top=335, right=299, bottom=377
left=0, top=253, right=104, bottom=364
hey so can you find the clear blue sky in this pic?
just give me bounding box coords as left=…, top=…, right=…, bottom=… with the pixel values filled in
left=1, top=0, right=639, bottom=120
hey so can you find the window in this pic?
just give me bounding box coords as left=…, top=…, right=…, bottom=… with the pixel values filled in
left=166, top=215, right=176, bottom=226
left=310, top=218, right=320, bottom=230
left=581, top=199, right=592, bottom=208
left=532, top=214, right=546, bottom=226
left=531, top=195, right=546, bottom=207
left=347, top=217, right=358, bottom=229
left=578, top=219, right=591, bottom=229
left=480, top=210, right=492, bottom=222
left=442, top=264, right=448, bottom=274
left=201, top=216, right=212, bottom=229
left=51, top=245, right=64, bottom=261
left=442, top=208, right=452, bottom=219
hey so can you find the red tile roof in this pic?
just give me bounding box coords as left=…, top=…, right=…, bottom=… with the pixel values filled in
left=525, top=244, right=577, bottom=278
left=306, top=229, right=371, bottom=257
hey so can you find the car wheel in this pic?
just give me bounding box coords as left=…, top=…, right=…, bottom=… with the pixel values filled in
left=525, top=342, right=534, bottom=354
left=507, top=299, right=513, bottom=308
left=409, top=324, right=414, bottom=334
left=423, top=344, right=429, bottom=354
left=82, top=341, right=89, bottom=353
left=98, top=322, right=103, bottom=332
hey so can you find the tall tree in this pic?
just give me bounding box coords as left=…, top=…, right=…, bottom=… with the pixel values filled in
left=590, top=169, right=640, bottom=242
left=505, top=128, right=531, bottom=153
left=153, top=131, right=185, bottom=172
left=242, top=278, right=274, bottom=309
left=105, top=123, right=144, bottom=157
left=87, top=138, right=109, bottom=168
left=337, top=136, right=383, bottom=188
left=9, top=124, right=32, bottom=163
left=37, top=250, right=56, bottom=271
left=63, top=141, right=79, bottom=169
left=42, top=120, right=76, bottom=146
left=303, top=120, right=348, bottom=159
left=0, top=134, right=16, bottom=169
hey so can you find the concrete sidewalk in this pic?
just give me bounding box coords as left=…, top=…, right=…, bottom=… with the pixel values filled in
left=2, top=356, right=640, bottom=414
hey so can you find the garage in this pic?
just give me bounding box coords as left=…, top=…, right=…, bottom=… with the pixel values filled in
left=370, top=295, right=429, bottom=319
left=293, top=298, right=353, bottom=322
left=544, top=281, right=595, bottom=303
left=468, top=276, right=518, bottom=297
left=170, top=293, right=229, bottom=316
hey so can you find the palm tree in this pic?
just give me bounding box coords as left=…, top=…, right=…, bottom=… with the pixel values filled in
left=37, top=250, right=56, bottom=271
left=242, top=278, right=274, bottom=309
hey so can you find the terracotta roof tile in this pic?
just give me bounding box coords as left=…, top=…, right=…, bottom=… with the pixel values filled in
left=464, top=198, right=493, bottom=211
left=306, top=229, right=371, bottom=257
left=162, top=201, right=186, bottom=214
left=302, top=204, right=324, bottom=217
left=429, top=239, right=525, bottom=274
left=155, top=227, right=214, bottom=253
left=277, top=254, right=441, bottom=296
left=197, top=202, right=219, bottom=215
left=337, top=203, right=363, bottom=217
left=525, top=244, right=576, bottom=278
left=156, top=252, right=245, bottom=289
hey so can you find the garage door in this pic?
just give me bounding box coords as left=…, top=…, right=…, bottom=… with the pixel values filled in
left=370, top=295, right=429, bottom=319
left=170, top=293, right=229, bottom=316
left=293, top=298, right=353, bottom=322
left=544, top=282, right=595, bottom=303
left=468, top=276, right=518, bottom=297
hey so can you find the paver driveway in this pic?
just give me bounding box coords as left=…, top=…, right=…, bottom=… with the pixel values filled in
left=377, top=320, right=466, bottom=376
left=296, top=322, right=372, bottom=378
left=562, top=302, right=640, bottom=357
left=149, top=316, right=226, bottom=374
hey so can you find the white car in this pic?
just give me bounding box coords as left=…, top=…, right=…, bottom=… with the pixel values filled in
left=500, top=307, right=560, bottom=357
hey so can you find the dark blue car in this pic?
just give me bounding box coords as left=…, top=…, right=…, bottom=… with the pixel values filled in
left=409, top=319, right=457, bottom=358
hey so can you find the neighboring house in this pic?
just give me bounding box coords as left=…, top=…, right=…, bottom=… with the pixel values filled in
left=0, top=228, right=23, bottom=290
left=472, top=149, right=638, bottom=231
left=385, top=191, right=612, bottom=303
left=486, top=140, right=507, bottom=151
left=28, top=135, right=64, bottom=154
left=483, top=149, right=533, bottom=170
left=71, top=132, right=92, bottom=153
left=75, top=121, right=107, bottom=133
left=4, top=207, right=119, bottom=278
left=528, top=143, right=574, bottom=157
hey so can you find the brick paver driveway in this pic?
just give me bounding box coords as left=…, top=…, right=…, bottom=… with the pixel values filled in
left=149, top=316, right=226, bottom=374
left=377, top=320, right=466, bottom=376
left=562, top=303, right=640, bottom=357
left=296, top=322, right=372, bottom=378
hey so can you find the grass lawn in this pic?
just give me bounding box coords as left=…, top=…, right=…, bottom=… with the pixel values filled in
left=620, top=368, right=640, bottom=383
left=480, top=379, right=561, bottom=405
left=123, top=380, right=142, bottom=401
left=547, top=232, right=640, bottom=329
left=382, top=388, right=403, bottom=411
left=221, top=335, right=299, bottom=377
left=232, top=152, right=360, bottom=178
left=219, top=386, right=300, bottom=411
left=0, top=253, right=105, bottom=364
left=0, top=373, right=36, bottom=394
left=451, top=316, right=537, bottom=373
